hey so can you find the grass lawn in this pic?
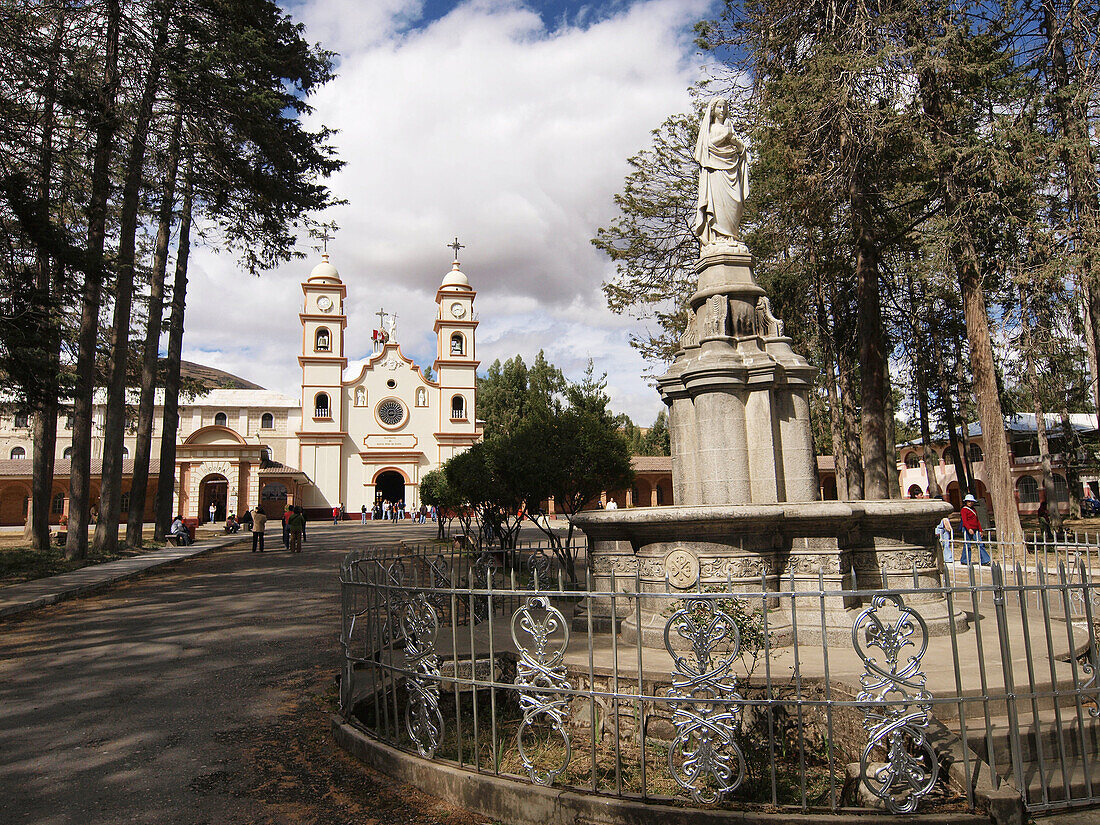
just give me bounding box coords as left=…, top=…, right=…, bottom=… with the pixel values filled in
left=0, top=530, right=166, bottom=587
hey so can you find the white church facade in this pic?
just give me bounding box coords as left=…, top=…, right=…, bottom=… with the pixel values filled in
left=0, top=255, right=481, bottom=525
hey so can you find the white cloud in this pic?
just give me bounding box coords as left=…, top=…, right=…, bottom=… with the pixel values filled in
left=182, top=0, right=714, bottom=426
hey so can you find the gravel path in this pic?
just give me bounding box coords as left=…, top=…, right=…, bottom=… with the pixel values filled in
left=0, top=522, right=491, bottom=825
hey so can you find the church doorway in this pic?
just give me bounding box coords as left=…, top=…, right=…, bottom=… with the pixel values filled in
left=199, top=474, right=228, bottom=523
left=374, top=470, right=405, bottom=506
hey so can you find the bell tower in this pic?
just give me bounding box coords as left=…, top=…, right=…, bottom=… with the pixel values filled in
left=298, top=254, right=347, bottom=506
left=434, top=240, right=479, bottom=458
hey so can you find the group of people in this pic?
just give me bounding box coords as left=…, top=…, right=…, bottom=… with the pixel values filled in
left=250, top=504, right=308, bottom=553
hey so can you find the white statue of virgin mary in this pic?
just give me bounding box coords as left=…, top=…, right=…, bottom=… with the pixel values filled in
left=692, top=97, right=749, bottom=248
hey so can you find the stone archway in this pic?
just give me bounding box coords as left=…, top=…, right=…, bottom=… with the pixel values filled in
left=374, top=470, right=405, bottom=506
left=199, top=474, right=228, bottom=523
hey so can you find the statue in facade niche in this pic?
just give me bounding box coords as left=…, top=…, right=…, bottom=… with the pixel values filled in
left=692, top=97, right=749, bottom=249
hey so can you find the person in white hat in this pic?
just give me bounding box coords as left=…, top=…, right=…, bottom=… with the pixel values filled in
left=959, top=494, right=991, bottom=565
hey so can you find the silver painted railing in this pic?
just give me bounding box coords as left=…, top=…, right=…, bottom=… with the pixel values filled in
left=339, top=539, right=1100, bottom=816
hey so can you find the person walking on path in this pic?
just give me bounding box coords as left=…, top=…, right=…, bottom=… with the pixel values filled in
left=959, top=494, right=992, bottom=565
left=935, top=505, right=954, bottom=564
left=288, top=506, right=306, bottom=553
left=251, top=506, right=268, bottom=553
left=361, top=504, right=368, bottom=524
left=332, top=505, right=340, bottom=526
left=282, top=505, right=292, bottom=549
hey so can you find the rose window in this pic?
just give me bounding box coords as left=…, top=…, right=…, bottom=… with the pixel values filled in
left=378, top=399, right=405, bottom=426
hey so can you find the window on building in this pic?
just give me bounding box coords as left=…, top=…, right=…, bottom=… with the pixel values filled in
left=121, top=446, right=128, bottom=457
left=10, top=446, right=25, bottom=459
left=415, top=388, right=428, bottom=407
left=969, top=443, right=984, bottom=463
left=1017, top=475, right=1040, bottom=504
left=904, top=452, right=921, bottom=469
left=314, top=393, right=330, bottom=419
left=63, top=447, right=72, bottom=459
left=377, top=398, right=405, bottom=427
left=261, top=448, right=272, bottom=464
left=64, top=414, right=73, bottom=429
left=450, top=333, right=464, bottom=356
left=450, top=395, right=465, bottom=420
left=943, top=447, right=958, bottom=466
left=14, top=412, right=29, bottom=428
left=261, top=412, right=274, bottom=429
left=1053, top=473, right=1070, bottom=502
left=315, top=327, right=330, bottom=352
left=354, top=387, right=366, bottom=407
left=51, top=492, right=65, bottom=514
left=119, top=491, right=131, bottom=512
left=214, top=412, right=228, bottom=427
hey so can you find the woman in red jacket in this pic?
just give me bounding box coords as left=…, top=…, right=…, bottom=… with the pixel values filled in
left=959, top=494, right=992, bottom=565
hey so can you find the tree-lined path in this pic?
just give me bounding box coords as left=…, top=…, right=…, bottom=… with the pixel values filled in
left=0, top=523, right=487, bottom=825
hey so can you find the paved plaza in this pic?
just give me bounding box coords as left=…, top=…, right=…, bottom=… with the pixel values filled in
left=0, top=521, right=515, bottom=825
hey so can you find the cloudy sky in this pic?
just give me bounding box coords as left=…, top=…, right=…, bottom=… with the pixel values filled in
left=181, top=0, right=715, bottom=424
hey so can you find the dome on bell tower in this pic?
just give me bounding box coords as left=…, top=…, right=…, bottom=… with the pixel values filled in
left=440, top=260, right=470, bottom=289
left=308, top=254, right=341, bottom=284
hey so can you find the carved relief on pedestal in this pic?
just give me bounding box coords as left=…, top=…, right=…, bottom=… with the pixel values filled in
left=755, top=296, right=785, bottom=337
left=730, top=298, right=757, bottom=337
left=704, top=294, right=728, bottom=338
left=664, top=548, right=700, bottom=589
left=680, top=316, right=700, bottom=349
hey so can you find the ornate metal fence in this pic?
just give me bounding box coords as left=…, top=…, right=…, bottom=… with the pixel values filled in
left=339, top=540, right=1100, bottom=817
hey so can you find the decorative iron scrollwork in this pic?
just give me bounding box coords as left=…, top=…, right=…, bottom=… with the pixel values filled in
left=511, top=596, right=572, bottom=785
left=402, top=593, right=443, bottom=758
left=470, top=550, right=495, bottom=623
left=663, top=597, right=745, bottom=804
left=853, top=593, right=939, bottom=814
left=527, top=547, right=553, bottom=586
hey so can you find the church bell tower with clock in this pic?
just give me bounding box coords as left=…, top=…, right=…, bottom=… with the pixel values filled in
left=434, top=239, right=478, bottom=460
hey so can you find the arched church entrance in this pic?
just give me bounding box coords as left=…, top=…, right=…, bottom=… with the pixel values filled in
left=374, top=470, right=405, bottom=506
left=260, top=482, right=288, bottom=519
left=200, top=474, right=228, bottom=523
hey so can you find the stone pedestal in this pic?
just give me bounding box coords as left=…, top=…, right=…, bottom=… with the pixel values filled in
left=657, top=250, right=817, bottom=506
left=575, top=500, right=967, bottom=647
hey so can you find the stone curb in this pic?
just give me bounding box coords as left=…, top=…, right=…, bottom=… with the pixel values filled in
left=331, top=715, right=987, bottom=825
left=0, top=532, right=249, bottom=619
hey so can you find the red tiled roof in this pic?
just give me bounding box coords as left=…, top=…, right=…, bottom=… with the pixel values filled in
left=631, top=455, right=671, bottom=472
left=0, top=458, right=161, bottom=478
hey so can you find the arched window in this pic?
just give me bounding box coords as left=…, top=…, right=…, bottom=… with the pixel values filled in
left=450, top=395, right=466, bottom=419
left=119, top=491, right=130, bottom=512
left=315, top=327, right=330, bottom=352
left=450, top=333, right=464, bottom=356
left=10, top=446, right=25, bottom=459
left=314, top=393, right=330, bottom=418
left=121, top=447, right=129, bottom=457
left=14, top=412, right=28, bottom=428
left=904, top=452, right=921, bottom=469
left=943, top=447, right=958, bottom=466
left=51, top=492, right=65, bottom=514
left=415, top=387, right=428, bottom=407
left=355, top=387, right=366, bottom=407
left=1016, top=475, right=1040, bottom=504
left=261, top=448, right=272, bottom=463
left=214, top=412, right=228, bottom=427
left=1053, top=473, right=1070, bottom=502
left=261, top=412, right=274, bottom=429
left=63, top=447, right=73, bottom=459
left=908, top=484, right=925, bottom=498
left=968, top=443, right=984, bottom=463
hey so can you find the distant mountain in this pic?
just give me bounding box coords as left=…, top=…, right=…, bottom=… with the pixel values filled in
left=175, top=360, right=265, bottom=391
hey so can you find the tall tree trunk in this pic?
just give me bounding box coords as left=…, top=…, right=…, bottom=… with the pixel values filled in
left=816, top=278, right=848, bottom=499
left=154, top=161, right=192, bottom=542
left=907, top=270, right=941, bottom=499
left=94, top=6, right=171, bottom=554
left=27, top=10, right=66, bottom=550
left=67, top=0, right=121, bottom=560
left=933, top=342, right=970, bottom=496
left=127, top=103, right=182, bottom=548
left=884, top=366, right=900, bottom=498
left=956, top=239, right=1024, bottom=545
left=838, top=353, right=864, bottom=499
left=1058, top=411, right=1083, bottom=519
left=1020, top=284, right=1062, bottom=530
left=854, top=184, right=889, bottom=499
